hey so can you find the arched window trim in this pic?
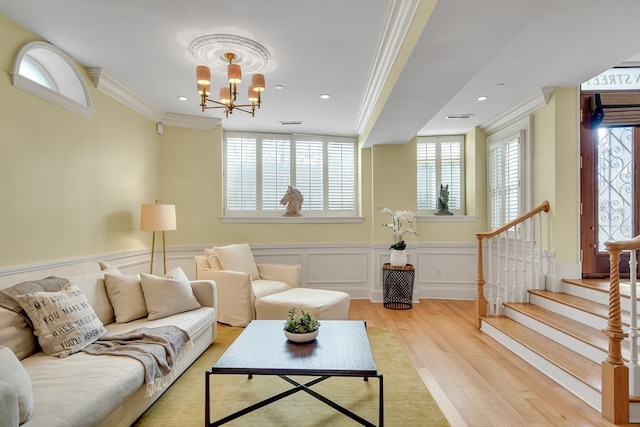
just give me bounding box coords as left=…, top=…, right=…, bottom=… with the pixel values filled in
left=11, top=41, right=93, bottom=118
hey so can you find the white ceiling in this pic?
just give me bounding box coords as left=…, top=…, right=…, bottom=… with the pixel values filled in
left=1, top=0, right=639, bottom=146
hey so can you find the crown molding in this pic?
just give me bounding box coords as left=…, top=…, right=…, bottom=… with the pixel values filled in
left=481, top=89, right=551, bottom=135
left=355, top=0, right=420, bottom=135
left=160, top=112, right=220, bottom=130
left=87, top=68, right=164, bottom=122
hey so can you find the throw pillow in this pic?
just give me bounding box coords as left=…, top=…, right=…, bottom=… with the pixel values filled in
left=104, top=273, right=148, bottom=323
left=0, top=346, right=34, bottom=424
left=204, top=248, right=222, bottom=270
left=0, top=277, right=70, bottom=320
left=140, top=268, right=201, bottom=320
left=215, top=243, right=260, bottom=280
left=14, top=284, right=107, bottom=358
left=0, top=308, right=36, bottom=360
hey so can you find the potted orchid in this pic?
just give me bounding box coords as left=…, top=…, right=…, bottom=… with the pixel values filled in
left=379, top=207, right=418, bottom=266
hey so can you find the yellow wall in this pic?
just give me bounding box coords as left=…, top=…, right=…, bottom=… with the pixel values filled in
left=533, top=88, right=580, bottom=263
left=0, top=14, right=159, bottom=266
left=0, top=14, right=582, bottom=270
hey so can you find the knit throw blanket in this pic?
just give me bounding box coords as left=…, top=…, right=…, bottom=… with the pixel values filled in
left=82, top=325, right=192, bottom=397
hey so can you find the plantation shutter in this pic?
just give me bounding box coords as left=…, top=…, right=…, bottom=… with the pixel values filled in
left=295, top=138, right=324, bottom=211
left=417, top=136, right=463, bottom=213
left=327, top=141, right=355, bottom=211
left=226, top=136, right=257, bottom=211
left=488, top=131, right=520, bottom=229
left=261, top=137, right=291, bottom=212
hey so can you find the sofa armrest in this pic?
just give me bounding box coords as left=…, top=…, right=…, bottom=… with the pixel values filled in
left=190, top=280, right=217, bottom=310
left=257, top=263, right=301, bottom=288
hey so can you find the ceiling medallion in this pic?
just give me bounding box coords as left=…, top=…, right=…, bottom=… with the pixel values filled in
left=188, top=34, right=270, bottom=73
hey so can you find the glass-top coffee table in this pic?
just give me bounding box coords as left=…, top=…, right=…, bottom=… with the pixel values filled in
left=205, top=320, right=383, bottom=426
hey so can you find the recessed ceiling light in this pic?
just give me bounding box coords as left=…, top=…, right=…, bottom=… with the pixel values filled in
left=495, top=83, right=505, bottom=87
left=275, top=84, right=284, bottom=90
left=477, top=96, right=488, bottom=101
left=320, top=94, right=331, bottom=99
left=177, top=96, right=188, bottom=101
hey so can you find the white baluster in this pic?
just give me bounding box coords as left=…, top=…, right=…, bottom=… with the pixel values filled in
left=487, top=237, right=494, bottom=315
left=495, top=236, right=502, bottom=315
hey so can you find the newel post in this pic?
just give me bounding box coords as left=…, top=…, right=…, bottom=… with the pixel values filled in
left=601, top=246, right=629, bottom=424
left=475, top=235, right=487, bottom=329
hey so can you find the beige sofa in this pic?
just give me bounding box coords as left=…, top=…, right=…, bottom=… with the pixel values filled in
left=0, top=261, right=217, bottom=427
left=195, top=243, right=300, bottom=326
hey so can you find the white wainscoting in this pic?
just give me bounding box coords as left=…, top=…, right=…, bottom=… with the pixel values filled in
left=0, top=243, right=480, bottom=301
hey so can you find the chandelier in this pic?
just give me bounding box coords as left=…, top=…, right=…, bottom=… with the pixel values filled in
left=196, top=52, right=265, bottom=117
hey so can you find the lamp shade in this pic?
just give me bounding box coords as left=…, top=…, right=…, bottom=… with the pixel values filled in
left=196, top=66, right=211, bottom=85
left=140, top=204, right=176, bottom=231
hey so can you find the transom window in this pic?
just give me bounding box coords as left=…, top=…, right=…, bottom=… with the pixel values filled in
left=417, top=135, right=465, bottom=215
left=12, top=41, right=93, bottom=117
left=224, top=132, right=357, bottom=217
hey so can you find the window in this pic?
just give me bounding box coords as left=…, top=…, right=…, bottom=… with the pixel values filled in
left=486, top=117, right=532, bottom=230
left=224, top=132, right=357, bottom=217
left=417, top=135, right=465, bottom=215
left=12, top=41, right=93, bottom=117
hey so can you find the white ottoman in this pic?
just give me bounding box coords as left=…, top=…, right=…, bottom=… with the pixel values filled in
left=255, top=288, right=350, bottom=320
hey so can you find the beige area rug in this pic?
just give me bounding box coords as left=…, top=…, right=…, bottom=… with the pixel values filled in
left=133, top=325, right=450, bottom=426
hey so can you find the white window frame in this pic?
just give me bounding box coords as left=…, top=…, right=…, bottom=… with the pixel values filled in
left=486, top=116, right=533, bottom=231
left=223, top=132, right=358, bottom=219
left=11, top=41, right=93, bottom=118
left=417, top=135, right=465, bottom=215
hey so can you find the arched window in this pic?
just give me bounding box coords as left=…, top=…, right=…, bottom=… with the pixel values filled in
left=12, top=41, right=93, bottom=117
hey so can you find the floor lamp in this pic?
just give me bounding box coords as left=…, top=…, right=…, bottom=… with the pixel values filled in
left=140, top=201, right=176, bottom=274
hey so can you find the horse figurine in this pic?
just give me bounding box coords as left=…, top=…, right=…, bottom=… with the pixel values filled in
left=280, top=185, right=304, bottom=217
left=435, top=184, right=453, bottom=215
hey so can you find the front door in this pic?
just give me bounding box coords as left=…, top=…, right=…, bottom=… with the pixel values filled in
left=580, top=94, right=640, bottom=278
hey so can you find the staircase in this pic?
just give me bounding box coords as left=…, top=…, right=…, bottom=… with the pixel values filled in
left=480, top=279, right=640, bottom=422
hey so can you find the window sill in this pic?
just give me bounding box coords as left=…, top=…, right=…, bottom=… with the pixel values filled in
left=418, top=215, right=478, bottom=223
left=221, top=216, right=364, bottom=224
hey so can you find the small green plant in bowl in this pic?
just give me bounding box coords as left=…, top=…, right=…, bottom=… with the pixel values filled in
left=283, top=308, right=320, bottom=342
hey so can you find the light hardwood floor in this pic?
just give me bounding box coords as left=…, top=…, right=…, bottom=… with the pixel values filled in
left=349, top=299, right=635, bottom=427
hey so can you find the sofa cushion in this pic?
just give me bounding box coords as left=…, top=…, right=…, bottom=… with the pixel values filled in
left=0, top=308, right=36, bottom=360
left=15, top=284, right=107, bottom=358
left=0, top=346, right=34, bottom=424
left=65, top=267, right=119, bottom=325
left=104, top=273, right=147, bottom=323
left=215, top=243, right=260, bottom=280
left=140, top=268, right=201, bottom=320
left=252, top=279, right=293, bottom=299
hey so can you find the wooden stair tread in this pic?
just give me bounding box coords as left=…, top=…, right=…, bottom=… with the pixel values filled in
left=504, top=302, right=631, bottom=359
left=482, top=315, right=601, bottom=392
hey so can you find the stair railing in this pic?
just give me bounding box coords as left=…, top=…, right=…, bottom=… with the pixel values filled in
left=474, top=201, right=550, bottom=328
left=602, top=235, right=640, bottom=424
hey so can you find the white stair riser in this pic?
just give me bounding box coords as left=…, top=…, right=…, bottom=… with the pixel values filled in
left=481, top=320, right=602, bottom=412
left=504, top=306, right=606, bottom=363
left=528, top=294, right=607, bottom=330
left=566, top=285, right=635, bottom=313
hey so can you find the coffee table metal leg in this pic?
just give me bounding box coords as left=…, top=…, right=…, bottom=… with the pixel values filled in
left=205, top=370, right=211, bottom=427
left=378, top=374, right=384, bottom=427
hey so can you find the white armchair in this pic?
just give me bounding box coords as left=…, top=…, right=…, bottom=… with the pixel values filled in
left=195, top=244, right=300, bottom=326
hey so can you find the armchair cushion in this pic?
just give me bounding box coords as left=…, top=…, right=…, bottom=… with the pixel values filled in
left=252, top=280, right=292, bottom=299
left=214, top=244, right=260, bottom=280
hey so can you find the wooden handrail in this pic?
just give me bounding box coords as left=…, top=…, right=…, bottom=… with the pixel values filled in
left=604, top=235, right=640, bottom=252
left=476, top=200, right=550, bottom=240
left=474, top=200, right=550, bottom=328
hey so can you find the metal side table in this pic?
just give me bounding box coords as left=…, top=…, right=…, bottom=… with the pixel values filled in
left=382, top=263, right=415, bottom=310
